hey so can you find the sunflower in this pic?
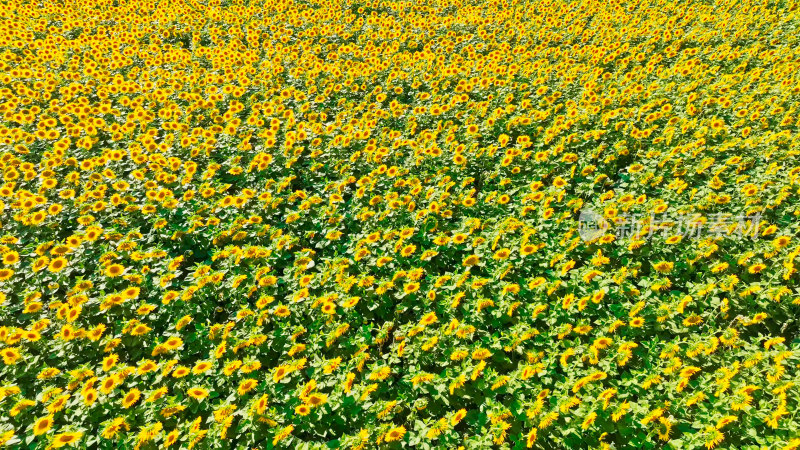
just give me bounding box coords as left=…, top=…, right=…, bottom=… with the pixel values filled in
left=471, top=348, right=492, bottom=360
left=51, top=431, right=83, bottom=448
left=32, top=256, right=49, bottom=271
left=172, top=366, right=190, bottom=378
left=272, top=425, right=294, bottom=446
left=493, top=248, right=511, bottom=260
left=273, top=305, right=290, bottom=317
left=50, top=245, right=70, bottom=255
left=307, top=393, right=327, bottom=407
left=683, top=315, right=703, bottom=327
left=124, top=287, right=141, bottom=300
left=47, top=257, right=68, bottom=273
left=1, top=251, right=19, bottom=265
left=192, top=361, right=212, bottom=374
left=33, top=415, right=54, bottom=435
left=99, top=377, right=117, bottom=395
left=703, top=427, right=725, bottom=449
left=342, top=296, right=360, bottom=308
left=320, top=302, right=336, bottom=315
left=419, top=312, right=437, bottom=326
left=295, top=404, right=311, bottom=416
left=652, top=261, right=673, bottom=273
left=773, top=236, right=791, bottom=248
left=452, top=233, right=468, bottom=244
left=237, top=379, right=258, bottom=396
left=104, top=264, right=124, bottom=277
left=0, top=347, right=20, bottom=365
left=710, top=118, right=726, bottom=131
left=102, top=354, right=118, bottom=372
left=451, top=409, right=467, bottom=426
left=385, top=426, right=406, bottom=442
left=0, top=430, right=13, bottom=446
left=83, top=389, right=97, bottom=406
left=462, top=255, right=480, bottom=266
left=254, top=394, right=270, bottom=415
left=146, top=386, right=168, bottom=403
left=187, top=387, right=209, bottom=400
left=164, top=429, right=179, bottom=447
left=101, top=417, right=128, bottom=440
left=403, top=282, right=420, bottom=294
left=656, top=417, right=672, bottom=442
left=400, top=244, right=416, bottom=257
left=47, top=395, right=69, bottom=413
left=121, top=388, right=141, bottom=408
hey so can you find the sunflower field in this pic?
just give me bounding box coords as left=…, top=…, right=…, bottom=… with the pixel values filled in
left=2, top=0, right=800, bottom=448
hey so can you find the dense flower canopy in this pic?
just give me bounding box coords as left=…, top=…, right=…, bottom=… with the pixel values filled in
left=1, top=0, right=800, bottom=448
